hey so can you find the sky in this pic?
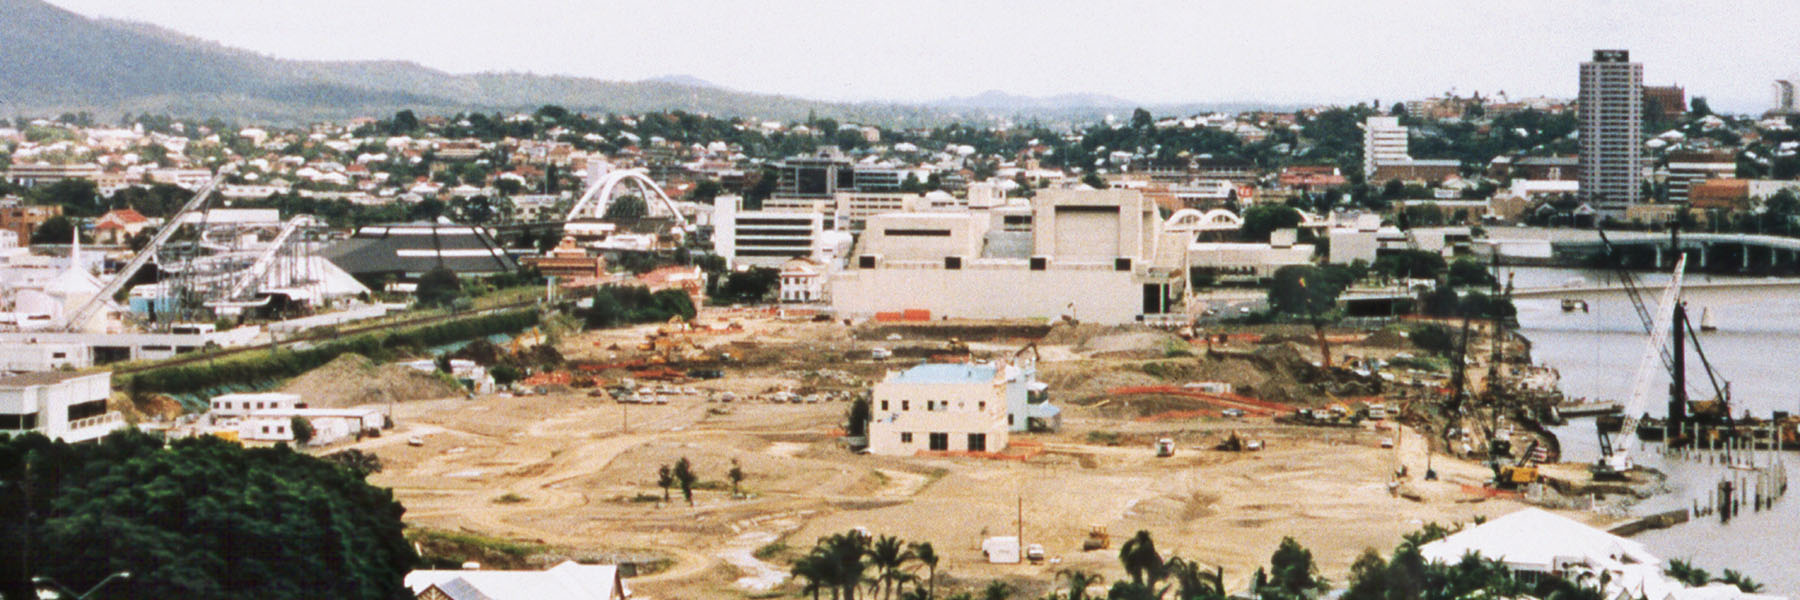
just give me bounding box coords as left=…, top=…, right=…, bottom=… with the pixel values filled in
left=43, top=0, right=1800, bottom=113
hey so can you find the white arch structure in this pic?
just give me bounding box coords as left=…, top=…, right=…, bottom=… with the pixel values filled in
left=565, top=168, right=690, bottom=230
left=1163, top=208, right=1243, bottom=232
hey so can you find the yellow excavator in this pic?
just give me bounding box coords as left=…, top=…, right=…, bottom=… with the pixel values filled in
left=1495, top=440, right=1540, bottom=489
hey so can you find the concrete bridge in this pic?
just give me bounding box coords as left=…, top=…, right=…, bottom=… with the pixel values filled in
left=1551, top=232, right=1800, bottom=272
left=1508, top=279, right=1800, bottom=303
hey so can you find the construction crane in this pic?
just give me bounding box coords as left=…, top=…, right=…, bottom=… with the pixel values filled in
left=60, top=172, right=225, bottom=331
left=1596, top=255, right=1686, bottom=479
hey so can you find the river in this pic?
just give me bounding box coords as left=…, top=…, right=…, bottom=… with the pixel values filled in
left=1506, top=266, right=1800, bottom=595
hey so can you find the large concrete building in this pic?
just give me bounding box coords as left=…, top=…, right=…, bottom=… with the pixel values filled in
left=1579, top=49, right=1645, bottom=214
left=0, top=371, right=124, bottom=443
left=829, top=189, right=1187, bottom=324
left=1362, top=116, right=1460, bottom=184
left=711, top=195, right=851, bottom=269
left=1664, top=151, right=1736, bottom=204
left=868, top=363, right=1011, bottom=456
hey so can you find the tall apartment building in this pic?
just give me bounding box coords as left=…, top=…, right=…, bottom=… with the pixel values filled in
left=1579, top=49, right=1645, bottom=213
left=1774, top=80, right=1798, bottom=116
left=1362, top=116, right=1411, bottom=179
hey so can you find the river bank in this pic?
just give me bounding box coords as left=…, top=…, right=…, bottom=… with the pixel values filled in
left=1507, top=265, right=1800, bottom=595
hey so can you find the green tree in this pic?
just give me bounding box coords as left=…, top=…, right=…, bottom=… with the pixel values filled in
left=1446, top=258, right=1495, bottom=288
left=1265, top=537, right=1327, bottom=599
left=1058, top=570, right=1104, bottom=600
left=390, top=110, right=419, bottom=134
left=0, top=431, right=415, bottom=600
left=846, top=397, right=871, bottom=438
left=868, top=535, right=914, bottom=600
left=1118, top=530, right=1166, bottom=586
left=289, top=416, right=314, bottom=446
left=673, top=456, right=697, bottom=506
left=728, top=459, right=745, bottom=498
left=604, top=195, right=648, bottom=220
left=414, top=266, right=463, bottom=308
left=1239, top=205, right=1303, bottom=242
left=689, top=179, right=723, bottom=204
left=1267, top=266, right=1350, bottom=317
left=910, top=541, right=939, bottom=600
left=1690, top=97, right=1713, bottom=117
left=28, top=215, right=83, bottom=244
left=1083, top=172, right=1107, bottom=189
left=656, top=464, right=674, bottom=504
left=490, top=364, right=521, bottom=386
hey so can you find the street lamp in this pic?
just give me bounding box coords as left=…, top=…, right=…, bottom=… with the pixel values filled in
left=32, top=571, right=130, bottom=600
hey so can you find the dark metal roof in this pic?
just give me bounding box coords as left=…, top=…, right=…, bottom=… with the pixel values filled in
left=322, top=222, right=518, bottom=276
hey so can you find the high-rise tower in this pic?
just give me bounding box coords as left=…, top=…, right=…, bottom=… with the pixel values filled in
left=1579, top=49, right=1644, bottom=214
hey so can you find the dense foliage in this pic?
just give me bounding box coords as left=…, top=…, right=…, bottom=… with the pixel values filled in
left=125, top=309, right=540, bottom=395
left=0, top=431, right=415, bottom=600
left=582, top=285, right=696, bottom=328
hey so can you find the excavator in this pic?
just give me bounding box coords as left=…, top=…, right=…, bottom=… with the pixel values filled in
left=1495, top=440, right=1541, bottom=489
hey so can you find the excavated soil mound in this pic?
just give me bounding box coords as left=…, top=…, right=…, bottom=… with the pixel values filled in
left=282, top=353, right=464, bottom=408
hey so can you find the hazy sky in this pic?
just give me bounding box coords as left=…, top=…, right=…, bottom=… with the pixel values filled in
left=44, top=0, right=1800, bottom=113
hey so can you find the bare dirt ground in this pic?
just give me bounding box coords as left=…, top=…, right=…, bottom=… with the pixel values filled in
left=351, top=310, right=1603, bottom=599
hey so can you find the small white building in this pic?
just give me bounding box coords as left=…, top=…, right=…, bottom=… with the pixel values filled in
left=238, top=407, right=383, bottom=446
left=778, top=257, right=826, bottom=303
left=208, top=392, right=301, bottom=426
left=406, top=561, right=630, bottom=600
left=868, top=362, right=1011, bottom=455
left=0, top=371, right=124, bottom=443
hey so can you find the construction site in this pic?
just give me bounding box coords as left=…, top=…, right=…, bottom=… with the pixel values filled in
left=340, top=305, right=1618, bottom=599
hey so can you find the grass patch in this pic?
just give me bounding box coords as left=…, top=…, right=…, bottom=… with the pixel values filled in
left=407, top=528, right=551, bottom=569
left=1163, top=340, right=1194, bottom=358
left=869, top=469, right=892, bottom=487
left=627, top=493, right=662, bottom=503
left=753, top=541, right=789, bottom=561
left=1086, top=430, right=1123, bottom=446
left=492, top=493, right=527, bottom=504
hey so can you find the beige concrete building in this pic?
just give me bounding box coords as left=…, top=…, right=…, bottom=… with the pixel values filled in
left=868, top=362, right=1010, bottom=456
left=830, top=189, right=1187, bottom=324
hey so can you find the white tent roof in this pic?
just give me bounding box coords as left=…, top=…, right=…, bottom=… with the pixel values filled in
left=405, top=561, right=627, bottom=600
left=1418, top=508, right=1658, bottom=573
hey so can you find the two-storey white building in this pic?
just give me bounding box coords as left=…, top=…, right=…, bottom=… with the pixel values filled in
left=0, top=371, right=124, bottom=443
left=208, top=392, right=301, bottom=426
left=868, top=363, right=1010, bottom=456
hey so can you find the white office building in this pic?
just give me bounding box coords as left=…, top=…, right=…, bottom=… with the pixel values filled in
left=868, top=363, right=1011, bottom=456
left=1363, top=116, right=1413, bottom=179
left=712, top=195, right=834, bottom=269
left=0, top=371, right=125, bottom=443
left=1579, top=49, right=1645, bottom=214
left=830, top=189, right=1188, bottom=324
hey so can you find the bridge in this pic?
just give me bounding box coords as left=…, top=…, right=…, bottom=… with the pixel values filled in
left=1508, top=279, right=1800, bottom=303
left=1551, top=231, right=1800, bottom=272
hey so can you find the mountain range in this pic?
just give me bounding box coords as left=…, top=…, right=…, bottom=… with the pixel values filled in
left=0, top=0, right=1283, bottom=126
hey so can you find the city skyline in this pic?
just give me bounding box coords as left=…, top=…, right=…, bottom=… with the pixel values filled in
left=40, top=0, right=1800, bottom=114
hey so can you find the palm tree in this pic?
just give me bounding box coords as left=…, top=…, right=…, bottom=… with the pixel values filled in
left=673, top=456, right=697, bottom=505
left=729, top=458, right=745, bottom=498
left=1166, top=557, right=1219, bottom=600
left=981, top=580, right=1011, bottom=600
left=823, top=531, right=871, bottom=600
left=1119, top=530, right=1167, bottom=587
left=1716, top=569, right=1764, bottom=593
left=1058, top=569, right=1104, bottom=600
left=656, top=464, right=673, bottom=504
left=868, top=534, right=915, bottom=600
left=793, top=554, right=832, bottom=600
left=1666, top=559, right=1711, bottom=587
left=910, top=541, right=940, bottom=600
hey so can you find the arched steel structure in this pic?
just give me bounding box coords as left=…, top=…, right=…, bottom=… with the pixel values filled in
left=1163, top=208, right=1243, bottom=232
left=565, top=169, right=689, bottom=229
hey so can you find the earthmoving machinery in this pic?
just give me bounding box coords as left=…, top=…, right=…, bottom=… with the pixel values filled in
left=1595, top=255, right=1688, bottom=481
left=1082, top=524, right=1110, bottom=551
left=1495, top=440, right=1541, bottom=489
left=1155, top=438, right=1176, bottom=457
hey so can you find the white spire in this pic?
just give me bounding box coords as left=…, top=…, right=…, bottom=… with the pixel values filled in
left=69, top=224, right=82, bottom=273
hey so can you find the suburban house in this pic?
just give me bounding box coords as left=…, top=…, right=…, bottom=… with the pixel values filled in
left=0, top=371, right=125, bottom=443
left=91, top=207, right=153, bottom=245
left=406, top=561, right=630, bottom=600
left=868, top=362, right=1011, bottom=455
left=1420, top=508, right=1787, bottom=600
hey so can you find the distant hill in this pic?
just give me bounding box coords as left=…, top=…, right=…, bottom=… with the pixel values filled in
left=0, top=0, right=1292, bottom=126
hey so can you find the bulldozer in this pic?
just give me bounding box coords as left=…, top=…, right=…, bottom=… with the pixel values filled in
left=1081, top=524, right=1110, bottom=551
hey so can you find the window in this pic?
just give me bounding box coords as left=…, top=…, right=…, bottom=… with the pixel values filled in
left=1030, top=256, right=1047, bottom=271
left=881, top=400, right=889, bottom=411
left=1115, top=257, right=1133, bottom=271
left=944, top=256, right=962, bottom=270
left=0, top=414, right=38, bottom=430
left=928, top=432, right=949, bottom=451
left=902, top=400, right=910, bottom=411
left=900, top=432, right=913, bottom=444
left=979, top=401, right=986, bottom=411
left=262, top=426, right=271, bottom=434
left=967, top=433, right=987, bottom=452
left=1008, top=414, right=1015, bottom=426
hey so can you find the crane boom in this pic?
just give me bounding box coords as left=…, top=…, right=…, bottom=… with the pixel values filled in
left=1607, top=255, right=1687, bottom=470
left=61, top=173, right=222, bottom=330
left=221, top=215, right=321, bottom=301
